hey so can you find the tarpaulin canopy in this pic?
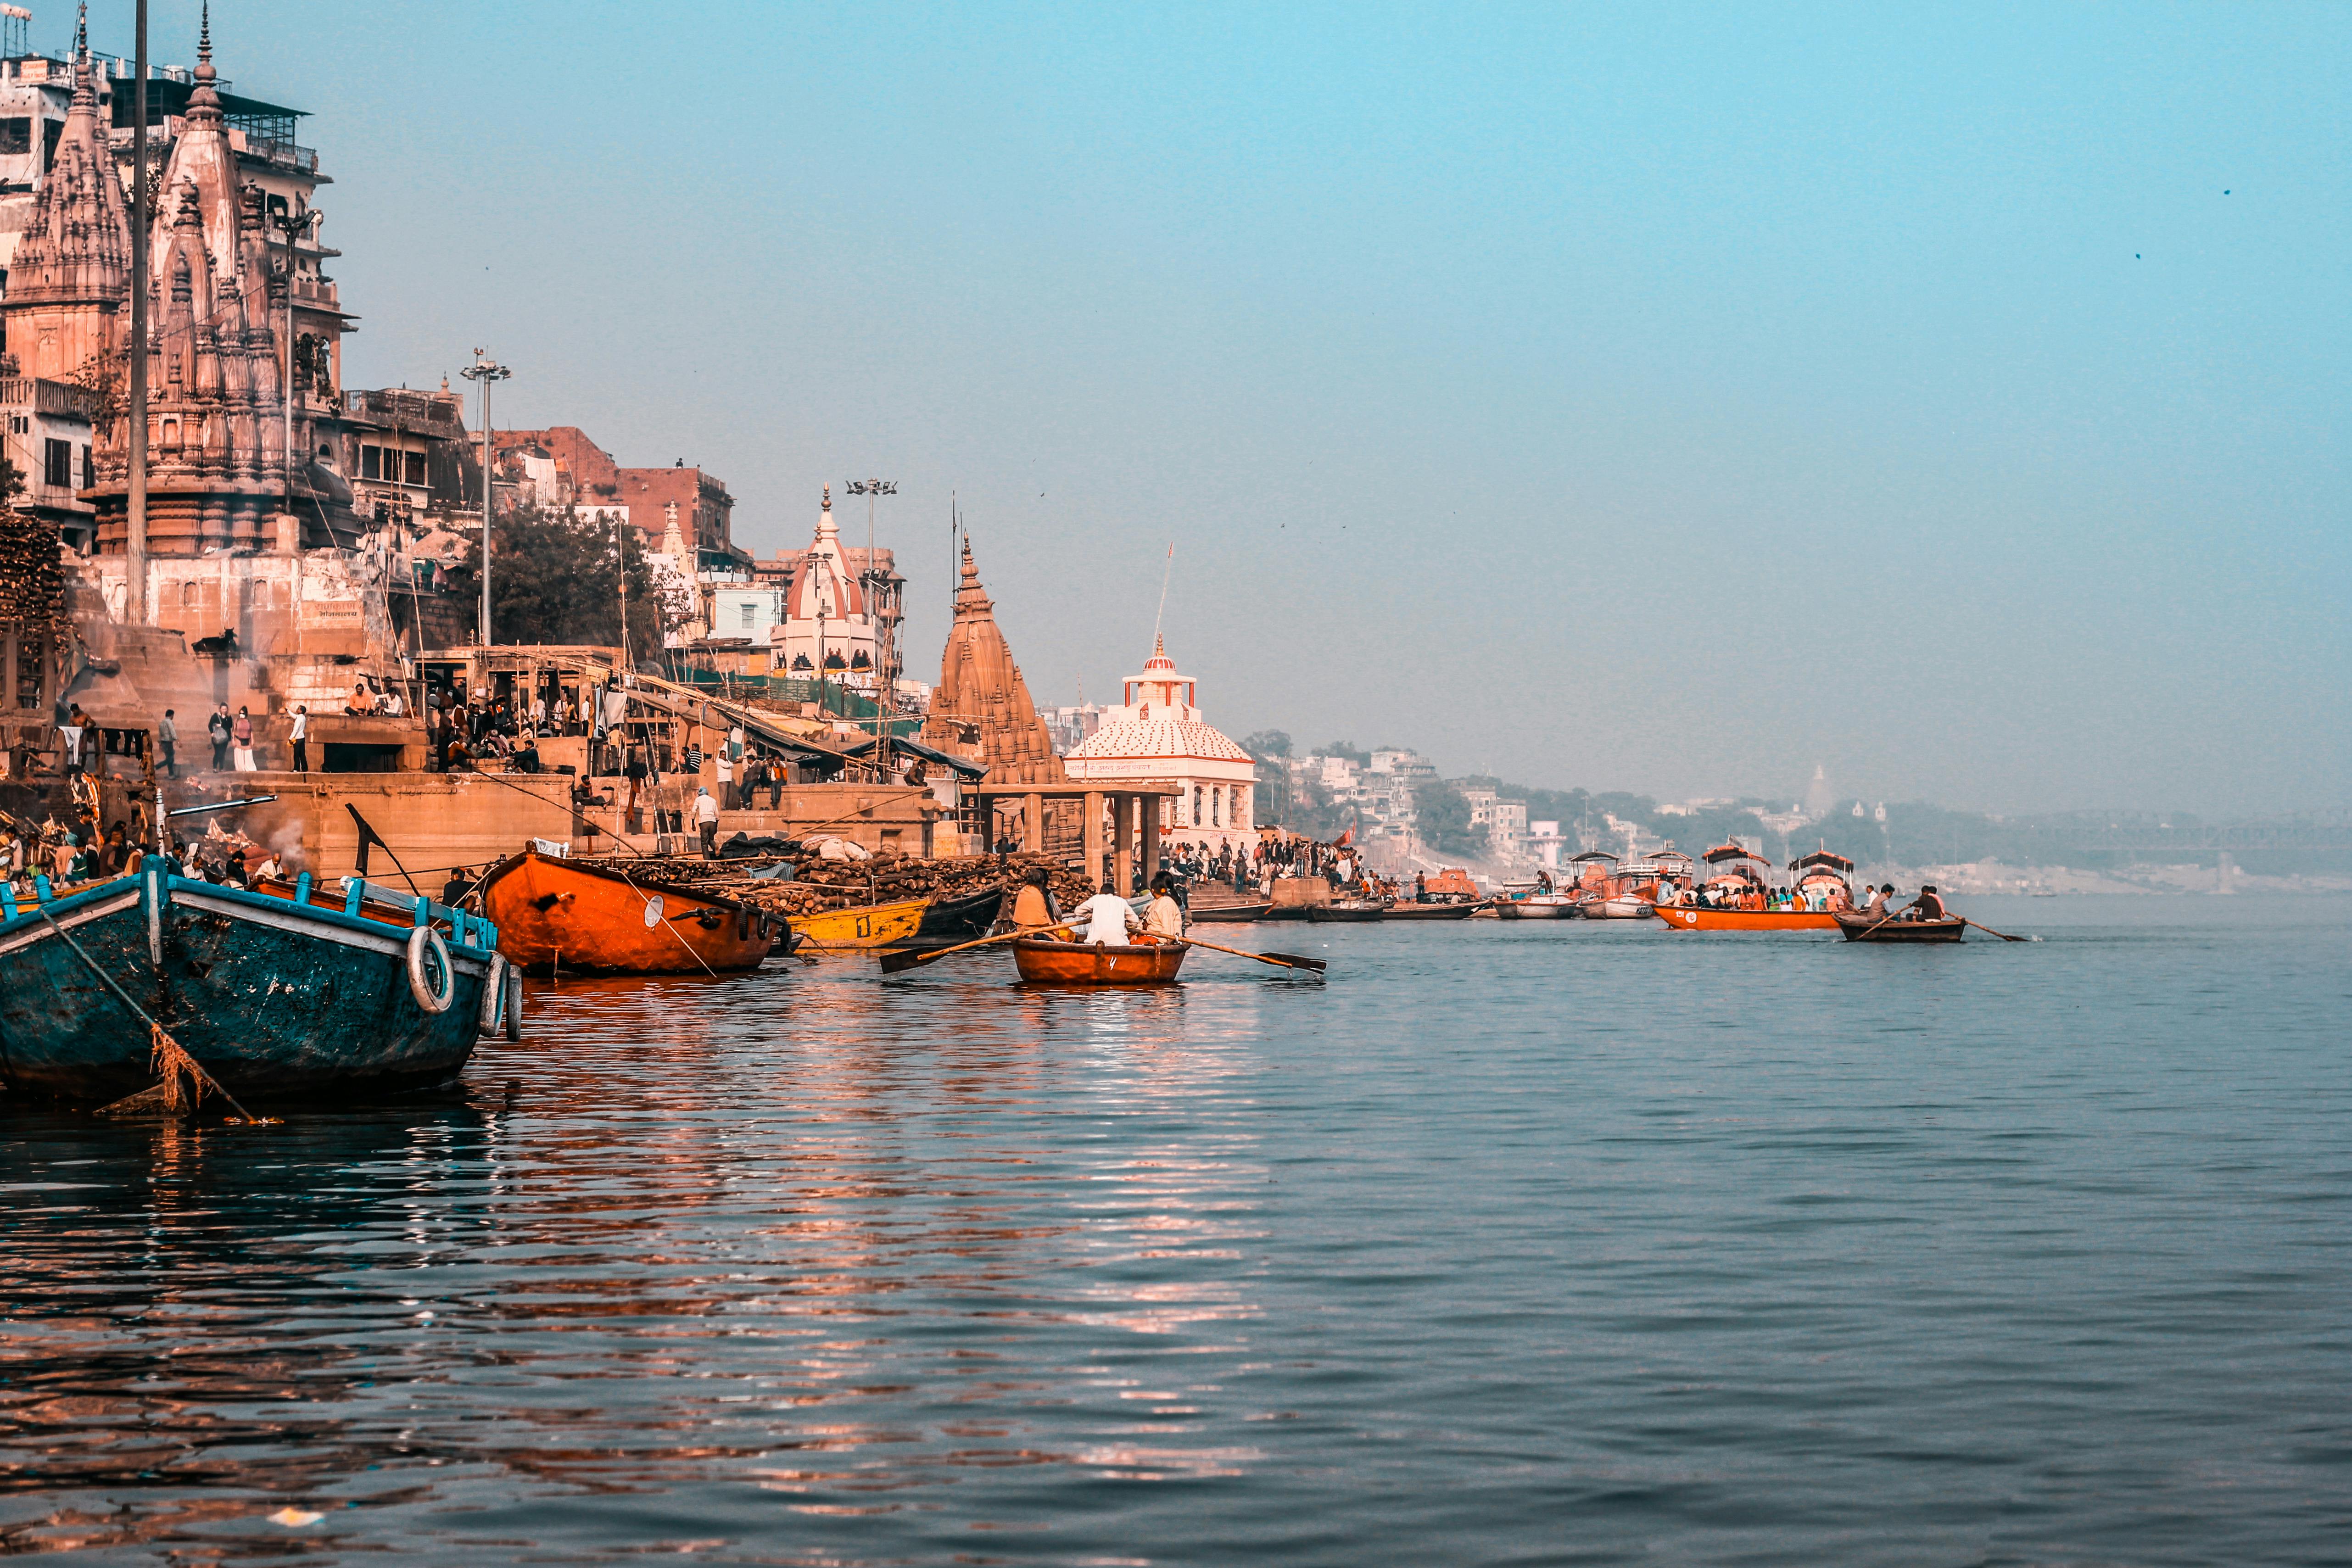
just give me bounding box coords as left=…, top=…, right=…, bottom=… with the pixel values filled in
left=1788, top=849, right=1856, bottom=874
left=836, top=735, right=987, bottom=780
left=1702, top=842, right=1767, bottom=865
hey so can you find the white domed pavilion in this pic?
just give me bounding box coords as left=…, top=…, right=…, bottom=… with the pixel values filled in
left=1065, top=636, right=1257, bottom=852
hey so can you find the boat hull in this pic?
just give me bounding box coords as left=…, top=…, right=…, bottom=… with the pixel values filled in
left=1188, top=901, right=1270, bottom=923
left=1835, top=913, right=1967, bottom=943
left=480, top=851, right=779, bottom=975
left=1497, top=897, right=1578, bottom=920
left=791, top=897, right=930, bottom=951
left=0, top=870, right=496, bottom=1105
left=1589, top=896, right=1659, bottom=920
left=1654, top=906, right=1842, bottom=932
left=1011, top=937, right=1187, bottom=985
left=1307, top=901, right=1388, bottom=923
left=1385, top=901, right=1480, bottom=921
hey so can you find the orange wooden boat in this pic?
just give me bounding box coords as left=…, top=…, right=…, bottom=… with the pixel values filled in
left=478, top=849, right=782, bottom=976
left=1011, top=936, right=1187, bottom=985
left=1653, top=904, right=1839, bottom=932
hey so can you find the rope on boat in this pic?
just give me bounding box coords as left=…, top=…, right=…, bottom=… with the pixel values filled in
left=35, top=906, right=274, bottom=1126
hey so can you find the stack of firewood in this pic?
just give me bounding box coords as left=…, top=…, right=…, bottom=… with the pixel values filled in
left=0, top=509, right=62, bottom=628
left=612, top=850, right=1095, bottom=922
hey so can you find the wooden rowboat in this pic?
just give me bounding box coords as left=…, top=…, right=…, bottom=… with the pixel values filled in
left=1011, top=936, right=1188, bottom=984
left=0, top=864, right=502, bottom=1106
left=1307, top=899, right=1388, bottom=923
left=791, top=897, right=930, bottom=951
left=1654, top=905, right=1842, bottom=932
left=479, top=850, right=781, bottom=975
left=1588, top=893, right=1659, bottom=920
left=1187, top=900, right=1270, bottom=924
left=1497, top=894, right=1578, bottom=920
left=1384, top=901, right=1481, bottom=921
left=1835, top=912, right=1966, bottom=943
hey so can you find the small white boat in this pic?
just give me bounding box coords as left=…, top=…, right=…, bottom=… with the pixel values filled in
left=1497, top=894, right=1579, bottom=920
left=1589, top=893, right=1659, bottom=920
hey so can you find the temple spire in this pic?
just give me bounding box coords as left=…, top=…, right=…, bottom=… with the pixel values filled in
left=185, top=2, right=221, bottom=124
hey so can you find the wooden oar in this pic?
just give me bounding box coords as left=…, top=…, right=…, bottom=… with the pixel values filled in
left=879, top=926, right=1039, bottom=976
left=1182, top=936, right=1327, bottom=975
left=1962, top=917, right=2033, bottom=943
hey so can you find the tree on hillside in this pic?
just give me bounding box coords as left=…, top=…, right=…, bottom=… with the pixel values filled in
left=445, top=504, right=670, bottom=658
left=1239, top=730, right=1291, bottom=761
left=1413, top=779, right=1485, bottom=857
left=1315, top=739, right=1370, bottom=765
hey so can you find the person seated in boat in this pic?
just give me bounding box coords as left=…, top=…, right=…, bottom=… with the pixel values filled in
left=1009, top=865, right=1063, bottom=931
left=1902, top=884, right=1949, bottom=921
left=1141, top=873, right=1186, bottom=942
left=1073, top=880, right=1141, bottom=947
left=1862, top=882, right=1894, bottom=917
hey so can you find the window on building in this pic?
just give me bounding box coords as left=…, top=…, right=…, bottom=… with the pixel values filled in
left=360, top=445, right=380, bottom=480
left=403, top=452, right=427, bottom=486
left=739, top=603, right=757, bottom=630
left=79, top=445, right=90, bottom=488
left=6, top=415, right=25, bottom=436
left=0, top=117, right=28, bottom=155
left=43, top=437, right=70, bottom=489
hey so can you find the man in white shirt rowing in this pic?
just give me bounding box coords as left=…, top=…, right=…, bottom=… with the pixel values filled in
left=1073, top=880, right=1141, bottom=946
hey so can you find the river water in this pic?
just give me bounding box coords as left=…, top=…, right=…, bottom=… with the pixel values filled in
left=4, top=897, right=2348, bottom=1565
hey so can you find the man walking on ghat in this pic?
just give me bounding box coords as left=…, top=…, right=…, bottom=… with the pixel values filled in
left=157, top=709, right=178, bottom=778
left=693, top=785, right=721, bottom=858
left=290, top=706, right=310, bottom=773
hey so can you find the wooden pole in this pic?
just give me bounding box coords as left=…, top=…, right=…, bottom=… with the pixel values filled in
left=1112, top=794, right=1133, bottom=897
left=1023, top=791, right=1042, bottom=854
left=1082, top=789, right=1103, bottom=888
left=1143, top=792, right=1161, bottom=882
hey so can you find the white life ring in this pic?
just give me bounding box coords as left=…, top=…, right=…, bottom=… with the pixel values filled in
left=477, top=952, right=509, bottom=1033
left=406, top=926, right=455, bottom=1014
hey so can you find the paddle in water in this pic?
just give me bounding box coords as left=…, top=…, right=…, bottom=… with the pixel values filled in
left=1181, top=936, right=1327, bottom=975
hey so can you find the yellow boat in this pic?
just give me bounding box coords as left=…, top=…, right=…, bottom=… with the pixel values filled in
left=790, top=897, right=930, bottom=951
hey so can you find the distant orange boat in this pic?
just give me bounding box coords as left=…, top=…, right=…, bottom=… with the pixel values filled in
left=1011, top=936, right=1187, bottom=985
left=478, top=849, right=782, bottom=976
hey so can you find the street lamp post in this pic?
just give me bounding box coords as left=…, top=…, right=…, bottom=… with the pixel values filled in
left=269, top=205, right=323, bottom=526
left=458, top=352, right=511, bottom=645
left=844, top=477, right=896, bottom=765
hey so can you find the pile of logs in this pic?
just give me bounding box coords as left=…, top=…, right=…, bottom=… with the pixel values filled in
left=605, top=850, right=1096, bottom=921
left=0, top=509, right=62, bottom=628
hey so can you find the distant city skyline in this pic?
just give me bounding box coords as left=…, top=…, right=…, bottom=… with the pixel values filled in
left=104, top=0, right=2350, bottom=817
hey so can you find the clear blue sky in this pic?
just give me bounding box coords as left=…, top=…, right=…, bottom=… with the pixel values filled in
left=96, top=3, right=2349, bottom=816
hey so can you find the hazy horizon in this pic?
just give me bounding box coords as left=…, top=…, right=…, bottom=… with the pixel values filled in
left=93, top=2, right=2348, bottom=818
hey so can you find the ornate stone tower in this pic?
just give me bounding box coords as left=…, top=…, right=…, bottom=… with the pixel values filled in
left=920, top=536, right=1065, bottom=787
left=0, top=10, right=131, bottom=385
left=88, top=10, right=306, bottom=556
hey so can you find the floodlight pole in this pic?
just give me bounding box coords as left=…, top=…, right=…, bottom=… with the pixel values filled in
left=458, top=352, right=511, bottom=644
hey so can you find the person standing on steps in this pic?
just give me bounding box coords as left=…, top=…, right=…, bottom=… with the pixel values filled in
left=157, top=709, right=179, bottom=779
left=693, top=786, right=721, bottom=858
left=207, top=704, right=231, bottom=770
left=290, top=706, right=310, bottom=773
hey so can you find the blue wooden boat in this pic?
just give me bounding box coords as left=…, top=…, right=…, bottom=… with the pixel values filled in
left=0, top=863, right=507, bottom=1107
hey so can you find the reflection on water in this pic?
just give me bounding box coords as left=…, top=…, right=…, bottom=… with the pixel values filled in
left=5, top=900, right=2350, bottom=1564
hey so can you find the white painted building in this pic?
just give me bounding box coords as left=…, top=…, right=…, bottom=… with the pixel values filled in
left=1065, top=636, right=1257, bottom=853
